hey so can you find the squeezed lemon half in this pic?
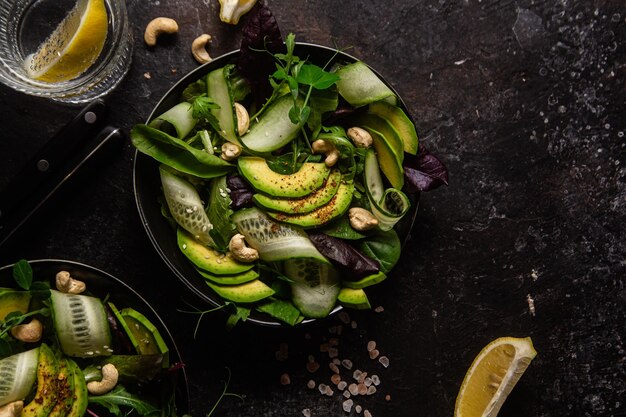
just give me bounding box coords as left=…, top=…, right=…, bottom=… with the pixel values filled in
left=24, top=0, right=108, bottom=83
left=454, top=336, right=537, bottom=417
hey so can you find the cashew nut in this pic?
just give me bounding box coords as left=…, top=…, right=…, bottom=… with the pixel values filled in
left=234, top=103, right=250, bottom=136
left=56, top=271, right=86, bottom=294
left=191, top=34, right=212, bottom=64
left=144, top=17, right=179, bottom=47
left=312, top=139, right=340, bottom=167
left=347, top=127, right=373, bottom=148
left=0, top=401, right=23, bottom=417
left=87, top=364, right=119, bottom=395
left=221, top=142, right=242, bottom=161
left=348, top=207, right=379, bottom=231
left=10, top=319, right=43, bottom=343
left=228, top=234, right=259, bottom=263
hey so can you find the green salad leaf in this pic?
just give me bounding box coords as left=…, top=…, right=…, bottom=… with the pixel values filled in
left=88, top=385, right=160, bottom=417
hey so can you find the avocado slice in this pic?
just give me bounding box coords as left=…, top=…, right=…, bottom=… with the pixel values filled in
left=253, top=169, right=342, bottom=214
left=368, top=101, right=418, bottom=155
left=120, top=308, right=170, bottom=368
left=354, top=113, right=404, bottom=165
left=362, top=126, right=404, bottom=190
left=238, top=156, right=330, bottom=198
left=178, top=228, right=254, bottom=275
left=267, top=182, right=354, bottom=228
left=22, top=343, right=60, bottom=417
left=48, top=358, right=74, bottom=417
left=206, top=279, right=275, bottom=303
left=342, top=271, right=388, bottom=289
left=65, top=360, right=87, bottom=417
left=196, top=268, right=259, bottom=285
left=0, top=288, right=31, bottom=320
left=338, top=287, right=371, bottom=310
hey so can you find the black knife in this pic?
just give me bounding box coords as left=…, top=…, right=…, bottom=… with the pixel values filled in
left=0, top=121, right=124, bottom=254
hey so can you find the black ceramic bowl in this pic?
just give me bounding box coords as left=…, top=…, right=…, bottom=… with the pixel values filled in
left=133, top=43, right=418, bottom=326
left=0, top=259, right=189, bottom=416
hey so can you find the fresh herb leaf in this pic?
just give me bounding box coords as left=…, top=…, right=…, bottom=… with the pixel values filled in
left=191, top=95, right=222, bottom=133
left=12, top=260, right=32, bottom=290
left=296, top=64, right=341, bottom=90
left=226, top=306, right=250, bottom=330
left=29, top=281, right=51, bottom=300
left=177, top=300, right=229, bottom=340
left=88, top=385, right=160, bottom=417
left=181, top=78, right=207, bottom=103
left=207, top=368, right=244, bottom=417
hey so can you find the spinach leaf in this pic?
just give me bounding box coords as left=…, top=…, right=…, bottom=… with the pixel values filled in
left=256, top=299, right=302, bottom=326
left=319, top=216, right=367, bottom=240
left=131, top=125, right=234, bottom=179
left=358, top=229, right=401, bottom=274
left=88, top=385, right=160, bottom=417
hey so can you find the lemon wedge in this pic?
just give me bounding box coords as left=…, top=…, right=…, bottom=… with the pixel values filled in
left=454, top=336, right=537, bottom=417
left=24, top=0, right=108, bottom=83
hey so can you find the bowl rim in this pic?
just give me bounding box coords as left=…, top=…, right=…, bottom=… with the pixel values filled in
left=0, top=258, right=190, bottom=413
left=132, top=42, right=419, bottom=327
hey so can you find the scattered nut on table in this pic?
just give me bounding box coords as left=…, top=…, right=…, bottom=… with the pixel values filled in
left=191, top=34, right=212, bottom=64
left=144, top=17, right=179, bottom=47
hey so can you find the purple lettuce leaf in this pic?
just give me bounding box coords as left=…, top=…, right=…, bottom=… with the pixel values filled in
left=403, top=146, right=449, bottom=193
left=237, top=2, right=285, bottom=104
left=226, top=173, right=254, bottom=209
left=309, top=232, right=380, bottom=280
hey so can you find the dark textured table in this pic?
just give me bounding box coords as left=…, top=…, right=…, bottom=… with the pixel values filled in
left=1, top=1, right=624, bottom=416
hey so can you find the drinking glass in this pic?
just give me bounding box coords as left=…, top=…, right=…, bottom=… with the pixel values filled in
left=0, top=0, right=132, bottom=104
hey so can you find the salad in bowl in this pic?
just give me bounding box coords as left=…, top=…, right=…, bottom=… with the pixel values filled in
left=0, top=259, right=187, bottom=417
left=132, top=5, right=447, bottom=326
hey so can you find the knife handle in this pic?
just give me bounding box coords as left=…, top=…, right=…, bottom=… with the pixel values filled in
left=0, top=100, right=107, bottom=218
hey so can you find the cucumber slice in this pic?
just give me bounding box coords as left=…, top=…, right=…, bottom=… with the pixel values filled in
left=335, top=61, right=396, bottom=108
left=152, top=102, right=196, bottom=139
left=50, top=290, right=112, bottom=358
left=285, top=259, right=340, bottom=319
left=232, top=207, right=328, bottom=263
left=120, top=308, right=170, bottom=368
left=160, top=166, right=215, bottom=246
left=240, top=94, right=304, bottom=152
left=207, top=65, right=238, bottom=143
left=364, top=149, right=410, bottom=230
left=0, top=348, right=39, bottom=407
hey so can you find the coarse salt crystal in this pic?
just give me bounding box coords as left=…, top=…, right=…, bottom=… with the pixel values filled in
left=329, top=363, right=340, bottom=374
left=371, top=375, right=380, bottom=386
left=364, top=410, right=372, bottom=417
left=307, top=380, right=316, bottom=389
left=342, top=399, right=354, bottom=413
left=379, top=356, right=390, bottom=368
left=367, top=386, right=377, bottom=395
left=369, top=349, right=380, bottom=360
left=302, top=409, right=311, bottom=417
left=331, top=374, right=341, bottom=385
left=337, top=381, right=347, bottom=390
left=367, top=341, right=376, bottom=352
left=348, top=383, right=359, bottom=396
left=342, top=359, right=353, bottom=370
